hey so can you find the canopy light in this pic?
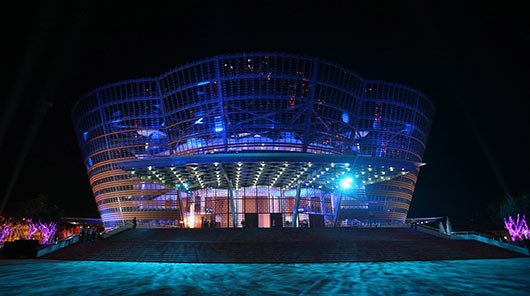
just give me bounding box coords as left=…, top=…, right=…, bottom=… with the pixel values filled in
left=340, top=177, right=354, bottom=189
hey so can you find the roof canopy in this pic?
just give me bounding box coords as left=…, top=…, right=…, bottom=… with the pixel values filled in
left=118, top=153, right=424, bottom=192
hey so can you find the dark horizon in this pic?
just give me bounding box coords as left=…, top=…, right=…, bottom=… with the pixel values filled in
left=2, top=2, right=528, bottom=229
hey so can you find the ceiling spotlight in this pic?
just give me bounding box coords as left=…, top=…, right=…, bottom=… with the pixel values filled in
left=340, top=177, right=354, bottom=189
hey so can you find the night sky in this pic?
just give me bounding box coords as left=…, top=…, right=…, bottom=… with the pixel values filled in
left=2, top=2, right=528, bottom=229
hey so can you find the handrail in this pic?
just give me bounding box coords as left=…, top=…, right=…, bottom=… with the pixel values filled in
left=414, top=224, right=529, bottom=256
left=415, top=224, right=452, bottom=239
left=451, top=231, right=498, bottom=241
left=451, top=232, right=529, bottom=256
left=102, top=223, right=133, bottom=239
left=35, top=224, right=133, bottom=257
left=54, top=233, right=80, bottom=244
left=416, top=224, right=439, bottom=231
left=36, top=234, right=81, bottom=257
left=420, top=224, right=509, bottom=242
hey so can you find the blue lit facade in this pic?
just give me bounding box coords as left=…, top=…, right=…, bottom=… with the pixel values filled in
left=72, top=53, right=434, bottom=230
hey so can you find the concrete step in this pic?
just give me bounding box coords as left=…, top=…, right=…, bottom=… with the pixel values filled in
left=42, top=228, right=526, bottom=263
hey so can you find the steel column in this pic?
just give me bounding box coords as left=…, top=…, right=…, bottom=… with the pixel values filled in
left=280, top=189, right=286, bottom=227
left=176, top=190, right=184, bottom=223
left=215, top=56, right=228, bottom=152
left=333, top=190, right=344, bottom=227
left=291, top=183, right=302, bottom=228
left=227, top=179, right=237, bottom=228
left=219, top=164, right=237, bottom=227
left=302, top=57, right=319, bottom=152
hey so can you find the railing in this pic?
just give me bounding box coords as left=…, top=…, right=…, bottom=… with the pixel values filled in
left=335, top=220, right=410, bottom=228
left=414, top=224, right=529, bottom=256
left=451, top=232, right=529, bottom=255
left=415, top=224, right=452, bottom=239
left=35, top=224, right=134, bottom=257
left=452, top=231, right=497, bottom=241
left=414, top=223, right=438, bottom=231
left=36, top=234, right=81, bottom=257
left=102, top=223, right=133, bottom=239
left=405, top=217, right=444, bottom=224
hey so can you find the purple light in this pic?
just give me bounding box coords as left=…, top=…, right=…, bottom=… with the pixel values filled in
left=0, top=224, right=14, bottom=244
left=27, top=220, right=59, bottom=244
left=504, top=214, right=529, bottom=242
left=27, top=219, right=39, bottom=240
left=37, top=221, right=59, bottom=244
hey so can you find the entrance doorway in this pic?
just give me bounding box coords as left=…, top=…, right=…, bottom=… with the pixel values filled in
left=270, top=213, right=283, bottom=228
left=244, top=213, right=258, bottom=228
left=309, top=214, right=324, bottom=228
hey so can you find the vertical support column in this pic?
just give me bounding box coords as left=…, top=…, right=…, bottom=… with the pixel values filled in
left=214, top=56, right=228, bottom=152
left=227, top=179, right=237, bottom=228
left=177, top=190, right=184, bottom=223
left=95, top=91, right=122, bottom=226
left=320, top=190, right=326, bottom=215
left=155, top=78, right=170, bottom=155
left=95, top=91, right=112, bottom=157
left=333, top=190, right=344, bottom=227
left=219, top=163, right=237, bottom=228
left=302, top=57, right=319, bottom=152
left=352, top=80, right=368, bottom=151
left=226, top=188, right=230, bottom=227
left=280, top=189, right=286, bottom=227
left=407, top=92, right=421, bottom=156
left=268, top=187, right=271, bottom=213
left=291, top=183, right=302, bottom=228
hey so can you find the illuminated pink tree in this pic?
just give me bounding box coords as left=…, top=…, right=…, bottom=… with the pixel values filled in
left=27, top=219, right=39, bottom=240
left=0, top=224, right=14, bottom=243
left=37, top=221, right=58, bottom=244
left=504, top=214, right=529, bottom=241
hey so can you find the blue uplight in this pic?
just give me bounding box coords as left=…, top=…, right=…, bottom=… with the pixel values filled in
left=214, top=116, right=224, bottom=132
left=342, top=112, right=349, bottom=123
left=196, top=81, right=210, bottom=86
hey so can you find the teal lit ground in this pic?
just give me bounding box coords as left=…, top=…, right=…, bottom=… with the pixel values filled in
left=1, top=258, right=529, bottom=295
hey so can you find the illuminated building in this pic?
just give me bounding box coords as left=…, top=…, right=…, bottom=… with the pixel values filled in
left=72, top=53, right=434, bottom=230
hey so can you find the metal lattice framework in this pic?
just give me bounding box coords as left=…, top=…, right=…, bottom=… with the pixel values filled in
left=72, top=53, right=434, bottom=230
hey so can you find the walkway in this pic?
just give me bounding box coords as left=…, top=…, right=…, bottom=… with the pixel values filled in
left=1, top=258, right=530, bottom=295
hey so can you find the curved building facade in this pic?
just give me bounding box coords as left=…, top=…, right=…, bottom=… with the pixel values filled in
left=72, top=53, right=434, bottom=230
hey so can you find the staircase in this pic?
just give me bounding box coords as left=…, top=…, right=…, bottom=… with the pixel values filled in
left=42, top=228, right=527, bottom=263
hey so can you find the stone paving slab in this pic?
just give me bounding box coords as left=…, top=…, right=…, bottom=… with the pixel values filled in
left=2, top=258, right=530, bottom=295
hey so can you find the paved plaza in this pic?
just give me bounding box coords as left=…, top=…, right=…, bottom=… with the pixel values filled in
left=1, top=258, right=529, bottom=295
